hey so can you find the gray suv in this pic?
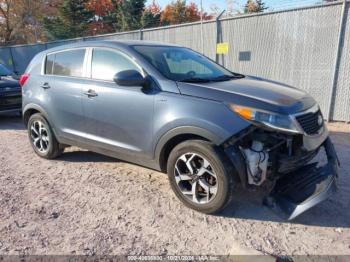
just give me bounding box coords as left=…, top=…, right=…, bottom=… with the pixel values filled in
left=21, top=40, right=339, bottom=220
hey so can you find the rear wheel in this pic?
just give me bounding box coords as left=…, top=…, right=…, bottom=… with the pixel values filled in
left=167, top=140, right=235, bottom=214
left=27, top=113, right=63, bottom=159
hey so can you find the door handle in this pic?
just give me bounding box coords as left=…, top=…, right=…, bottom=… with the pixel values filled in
left=84, top=89, right=98, bottom=97
left=41, top=83, right=50, bottom=89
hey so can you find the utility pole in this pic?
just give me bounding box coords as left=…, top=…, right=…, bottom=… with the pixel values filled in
left=200, top=0, right=204, bottom=54
left=215, top=10, right=225, bottom=64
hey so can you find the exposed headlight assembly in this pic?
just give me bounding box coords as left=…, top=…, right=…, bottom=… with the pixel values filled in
left=229, top=104, right=301, bottom=134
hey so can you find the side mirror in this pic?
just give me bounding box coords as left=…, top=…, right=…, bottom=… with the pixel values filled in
left=113, top=70, right=146, bottom=87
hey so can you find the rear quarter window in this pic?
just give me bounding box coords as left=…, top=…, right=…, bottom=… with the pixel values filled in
left=45, top=54, right=54, bottom=75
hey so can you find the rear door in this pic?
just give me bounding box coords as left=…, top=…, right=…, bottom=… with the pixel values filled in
left=82, top=47, right=155, bottom=158
left=42, top=48, right=88, bottom=141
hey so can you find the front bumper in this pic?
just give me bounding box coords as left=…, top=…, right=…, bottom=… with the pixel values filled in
left=265, top=137, right=339, bottom=220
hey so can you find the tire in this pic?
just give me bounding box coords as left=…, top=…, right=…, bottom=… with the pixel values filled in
left=27, top=113, right=63, bottom=159
left=167, top=140, right=235, bottom=214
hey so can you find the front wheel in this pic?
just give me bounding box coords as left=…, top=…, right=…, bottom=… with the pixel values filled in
left=27, top=113, right=63, bottom=159
left=167, top=140, right=235, bottom=214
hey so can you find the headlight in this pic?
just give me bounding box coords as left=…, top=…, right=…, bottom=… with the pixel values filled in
left=229, top=104, right=301, bottom=134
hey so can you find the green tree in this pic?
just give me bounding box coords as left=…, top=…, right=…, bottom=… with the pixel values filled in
left=115, top=0, right=146, bottom=31
left=141, top=0, right=161, bottom=28
left=244, top=0, right=267, bottom=14
left=42, top=0, right=93, bottom=40
left=141, top=10, right=161, bottom=28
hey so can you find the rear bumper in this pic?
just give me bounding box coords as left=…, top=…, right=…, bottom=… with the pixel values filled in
left=265, top=137, right=339, bottom=220
left=0, top=91, right=22, bottom=113
left=0, top=108, right=21, bottom=114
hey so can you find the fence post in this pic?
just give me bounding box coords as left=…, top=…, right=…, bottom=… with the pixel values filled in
left=215, top=10, right=225, bottom=65
left=139, top=29, right=143, bottom=40
left=327, top=0, right=348, bottom=121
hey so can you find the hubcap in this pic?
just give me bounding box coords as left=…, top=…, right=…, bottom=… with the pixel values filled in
left=174, top=153, right=218, bottom=204
left=30, top=120, right=50, bottom=153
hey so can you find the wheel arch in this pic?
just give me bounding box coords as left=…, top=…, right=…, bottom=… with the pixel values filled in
left=23, top=104, right=51, bottom=127
left=155, top=126, right=225, bottom=172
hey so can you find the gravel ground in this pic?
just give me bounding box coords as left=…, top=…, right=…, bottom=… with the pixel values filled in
left=0, top=115, right=349, bottom=257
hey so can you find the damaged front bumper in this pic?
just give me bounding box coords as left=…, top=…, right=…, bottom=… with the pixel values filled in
left=265, top=137, right=339, bottom=220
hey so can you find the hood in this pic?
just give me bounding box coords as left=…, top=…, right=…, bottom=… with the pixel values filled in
left=176, top=76, right=316, bottom=114
left=0, top=76, right=20, bottom=90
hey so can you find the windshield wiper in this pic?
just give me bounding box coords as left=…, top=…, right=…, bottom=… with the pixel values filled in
left=179, top=77, right=211, bottom=83
left=209, top=74, right=244, bottom=82
left=179, top=74, right=245, bottom=83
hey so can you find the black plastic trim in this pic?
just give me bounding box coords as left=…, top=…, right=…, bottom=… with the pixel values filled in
left=265, top=137, right=339, bottom=220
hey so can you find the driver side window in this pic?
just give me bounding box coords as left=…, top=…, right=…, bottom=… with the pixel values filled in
left=91, top=48, right=140, bottom=81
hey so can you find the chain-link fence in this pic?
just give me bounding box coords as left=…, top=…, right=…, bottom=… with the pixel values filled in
left=0, top=1, right=349, bottom=121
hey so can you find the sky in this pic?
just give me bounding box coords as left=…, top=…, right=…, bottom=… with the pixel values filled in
left=147, top=0, right=320, bottom=13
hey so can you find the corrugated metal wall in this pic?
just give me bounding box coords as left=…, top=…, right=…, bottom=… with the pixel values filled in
left=142, top=22, right=217, bottom=60
left=332, top=3, right=350, bottom=121
left=0, top=2, right=349, bottom=121
left=84, top=31, right=141, bottom=41
left=220, top=4, right=343, bottom=119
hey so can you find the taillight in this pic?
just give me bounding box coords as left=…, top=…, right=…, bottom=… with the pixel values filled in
left=19, top=73, right=30, bottom=87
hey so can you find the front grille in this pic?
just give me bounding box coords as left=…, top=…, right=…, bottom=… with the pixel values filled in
left=295, top=110, right=323, bottom=135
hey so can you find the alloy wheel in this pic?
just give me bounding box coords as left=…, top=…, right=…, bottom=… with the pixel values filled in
left=174, top=153, right=218, bottom=204
left=30, top=120, right=50, bottom=153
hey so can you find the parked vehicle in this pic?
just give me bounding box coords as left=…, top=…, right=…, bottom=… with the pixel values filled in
left=0, top=64, right=21, bottom=114
left=21, top=41, right=339, bottom=220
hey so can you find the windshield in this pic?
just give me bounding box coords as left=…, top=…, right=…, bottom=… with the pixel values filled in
left=0, top=64, right=12, bottom=76
left=132, top=45, right=244, bottom=82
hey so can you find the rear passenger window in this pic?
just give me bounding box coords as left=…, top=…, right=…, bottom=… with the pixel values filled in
left=46, top=49, right=86, bottom=77
left=91, top=48, right=140, bottom=81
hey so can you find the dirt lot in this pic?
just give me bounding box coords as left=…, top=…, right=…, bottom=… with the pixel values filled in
left=0, top=115, right=349, bottom=257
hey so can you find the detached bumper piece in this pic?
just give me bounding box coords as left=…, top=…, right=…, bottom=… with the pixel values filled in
left=265, top=137, right=339, bottom=220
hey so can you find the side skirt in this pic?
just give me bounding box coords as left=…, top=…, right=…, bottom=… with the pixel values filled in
left=58, top=137, right=162, bottom=172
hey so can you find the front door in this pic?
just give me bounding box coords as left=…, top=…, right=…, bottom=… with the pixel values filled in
left=82, top=47, right=155, bottom=158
